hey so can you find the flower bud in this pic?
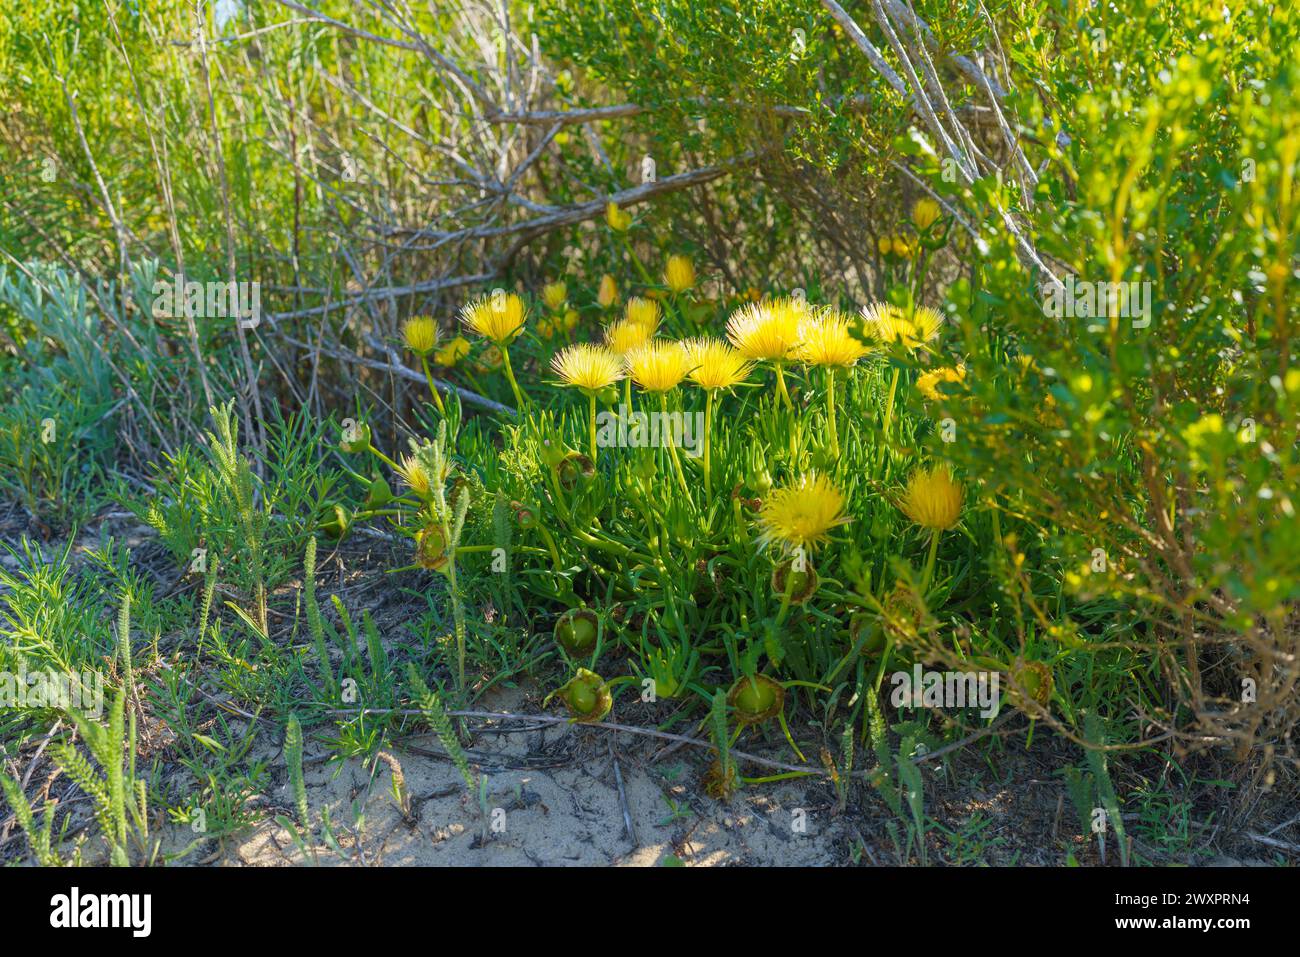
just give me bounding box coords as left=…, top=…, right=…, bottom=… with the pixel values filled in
left=542, top=281, right=567, bottom=311
left=364, top=477, right=394, bottom=509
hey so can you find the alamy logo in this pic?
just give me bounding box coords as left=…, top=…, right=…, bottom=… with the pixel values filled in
left=0, top=666, right=103, bottom=718
left=151, top=273, right=261, bottom=329
left=890, top=664, right=999, bottom=718
left=1041, top=274, right=1151, bottom=329
left=595, top=405, right=705, bottom=458
left=50, top=887, right=151, bottom=937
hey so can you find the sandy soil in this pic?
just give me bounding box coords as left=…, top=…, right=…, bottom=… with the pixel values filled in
left=179, top=689, right=850, bottom=867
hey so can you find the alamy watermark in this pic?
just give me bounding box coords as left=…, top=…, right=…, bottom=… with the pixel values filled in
left=0, top=666, right=104, bottom=718
left=151, top=273, right=261, bottom=329
left=1041, top=274, right=1152, bottom=329
left=595, top=404, right=705, bottom=458
left=890, top=663, right=999, bottom=718
left=50, top=887, right=151, bottom=937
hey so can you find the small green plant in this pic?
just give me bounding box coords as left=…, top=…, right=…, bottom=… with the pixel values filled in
left=865, top=698, right=933, bottom=866
left=1062, top=714, right=1130, bottom=867
left=0, top=382, right=107, bottom=528
left=43, top=595, right=162, bottom=866
left=406, top=664, right=477, bottom=797
left=204, top=401, right=269, bottom=635
left=0, top=772, right=65, bottom=866
left=130, top=404, right=338, bottom=638
left=274, top=713, right=348, bottom=864
left=303, top=537, right=337, bottom=702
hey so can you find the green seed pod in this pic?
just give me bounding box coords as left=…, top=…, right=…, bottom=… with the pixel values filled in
left=339, top=420, right=371, bottom=454
left=554, top=608, right=599, bottom=655
left=539, top=437, right=568, bottom=470
left=849, top=612, right=887, bottom=655
left=319, top=503, right=351, bottom=539
left=415, top=524, right=449, bottom=572
left=510, top=500, right=537, bottom=529
left=727, top=674, right=785, bottom=726
left=364, top=477, right=394, bottom=509
left=881, top=581, right=923, bottom=641
left=555, top=451, right=596, bottom=490
left=1009, top=660, right=1054, bottom=713
left=544, top=668, right=612, bottom=724
left=771, top=558, right=819, bottom=604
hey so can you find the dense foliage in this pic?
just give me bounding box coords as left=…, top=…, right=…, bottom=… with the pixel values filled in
left=0, top=0, right=1296, bottom=865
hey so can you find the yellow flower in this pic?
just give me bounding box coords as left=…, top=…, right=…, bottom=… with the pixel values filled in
left=899, top=465, right=963, bottom=531
left=460, top=291, right=527, bottom=344
left=433, top=335, right=470, bottom=367
left=606, top=201, right=632, bottom=232
left=624, top=296, right=662, bottom=331
left=756, top=472, right=850, bottom=553
left=795, top=308, right=871, bottom=367
left=664, top=254, right=696, bottom=294
left=861, top=302, right=944, bottom=350
left=916, top=364, right=966, bottom=401
left=625, top=339, right=693, bottom=392
left=604, top=319, right=653, bottom=356
left=685, top=337, right=753, bottom=391
left=725, top=297, right=808, bottom=362
left=542, top=281, right=567, bottom=311
left=402, top=316, right=439, bottom=356
left=597, top=274, right=619, bottom=309
left=396, top=453, right=432, bottom=497
left=912, top=198, right=942, bottom=231
left=878, top=235, right=894, bottom=256
left=551, top=343, right=624, bottom=393
left=890, top=233, right=918, bottom=258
